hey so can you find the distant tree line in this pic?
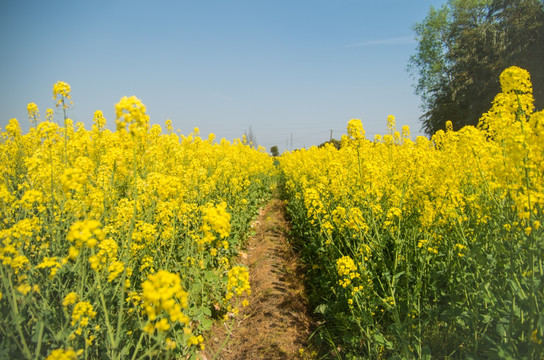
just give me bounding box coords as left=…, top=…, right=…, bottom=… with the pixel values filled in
left=409, top=0, right=544, bottom=135
left=318, top=138, right=341, bottom=149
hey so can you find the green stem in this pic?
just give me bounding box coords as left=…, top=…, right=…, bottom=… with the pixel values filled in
left=33, top=319, right=45, bottom=359
left=99, top=289, right=117, bottom=359
left=130, top=332, right=146, bottom=360
left=2, top=269, right=33, bottom=359
left=212, top=317, right=236, bottom=360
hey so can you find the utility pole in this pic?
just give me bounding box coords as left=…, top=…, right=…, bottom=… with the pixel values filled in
left=290, top=133, right=293, bottom=149
left=330, top=130, right=333, bottom=141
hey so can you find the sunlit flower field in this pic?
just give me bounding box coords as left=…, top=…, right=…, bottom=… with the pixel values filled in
left=281, top=66, right=544, bottom=359
left=0, top=84, right=274, bottom=359
left=2, top=66, right=543, bottom=359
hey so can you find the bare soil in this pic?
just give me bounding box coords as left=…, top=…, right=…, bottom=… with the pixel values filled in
left=202, top=193, right=314, bottom=360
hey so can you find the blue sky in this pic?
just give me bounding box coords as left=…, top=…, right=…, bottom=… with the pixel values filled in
left=0, top=0, right=444, bottom=153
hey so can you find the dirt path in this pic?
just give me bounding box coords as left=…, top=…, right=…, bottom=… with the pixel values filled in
left=203, top=193, right=314, bottom=360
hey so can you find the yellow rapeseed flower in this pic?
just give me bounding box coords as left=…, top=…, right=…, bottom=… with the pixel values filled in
left=141, top=270, right=189, bottom=326
left=36, top=256, right=62, bottom=279
left=52, top=81, right=72, bottom=108
left=45, top=348, right=78, bottom=360
left=63, top=292, right=79, bottom=307
left=71, top=301, right=97, bottom=334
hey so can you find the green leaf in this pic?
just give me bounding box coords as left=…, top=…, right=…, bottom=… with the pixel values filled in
left=315, top=304, right=328, bottom=315
left=188, top=306, right=198, bottom=317
left=201, top=306, right=212, bottom=317
left=496, top=323, right=507, bottom=338
left=421, top=346, right=432, bottom=360
left=191, top=281, right=202, bottom=294
left=200, top=318, right=213, bottom=331
left=482, top=314, right=492, bottom=324
left=204, top=270, right=218, bottom=283
left=393, top=271, right=405, bottom=281
left=373, top=332, right=392, bottom=348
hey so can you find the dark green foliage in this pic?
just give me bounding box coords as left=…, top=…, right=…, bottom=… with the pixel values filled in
left=318, top=139, right=341, bottom=150
left=270, top=146, right=279, bottom=157
left=409, top=0, right=544, bottom=135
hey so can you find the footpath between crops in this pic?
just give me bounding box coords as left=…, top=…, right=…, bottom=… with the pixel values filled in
left=203, top=190, right=314, bottom=360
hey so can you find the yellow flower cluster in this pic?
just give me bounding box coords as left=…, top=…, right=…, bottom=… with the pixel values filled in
left=88, top=238, right=118, bottom=271
left=347, top=118, right=365, bottom=142
left=19, top=189, right=45, bottom=211
left=336, top=256, right=360, bottom=288
left=139, top=255, right=155, bottom=277
left=0, top=80, right=275, bottom=358
left=187, top=334, right=204, bottom=349
left=280, top=66, right=544, bottom=357
left=92, top=110, right=106, bottom=131
left=0, top=218, right=41, bottom=276
left=62, top=292, right=79, bottom=307
left=225, top=265, right=251, bottom=300
left=5, top=118, right=22, bottom=137
left=66, top=220, right=105, bottom=262
left=27, top=102, right=40, bottom=125
left=36, top=256, right=63, bottom=279
left=45, top=348, right=79, bottom=360
left=115, top=95, right=150, bottom=135
left=60, top=167, right=87, bottom=193
left=499, top=66, right=532, bottom=94
left=199, top=202, right=231, bottom=246
left=141, top=270, right=189, bottom=332
left=52, top=81, right=72, bottom=108
left=53, top=81, right=71, bottom=99
left=70, top=301, right=97, bottom=335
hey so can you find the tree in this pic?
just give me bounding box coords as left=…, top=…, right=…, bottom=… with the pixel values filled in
left=243, top=126, right=258, bottom=148
left=409, top=0, right=544, bottom=135
left=318, top=139, right=341, bottom=150
left=270, top=146, right=279, bottom=157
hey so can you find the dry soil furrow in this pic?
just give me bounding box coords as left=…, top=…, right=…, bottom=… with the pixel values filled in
left=203, top=195, right=313, bottom=360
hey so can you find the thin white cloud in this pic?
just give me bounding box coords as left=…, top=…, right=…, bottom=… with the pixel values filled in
left=340, top=36, right=415, bottom=48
